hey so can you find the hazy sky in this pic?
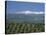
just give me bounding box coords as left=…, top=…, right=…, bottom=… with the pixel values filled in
left=7, top=1, right=44, bottom=13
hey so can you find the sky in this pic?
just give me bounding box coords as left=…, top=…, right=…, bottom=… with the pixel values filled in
left=6, top=1, right=44, bottom=13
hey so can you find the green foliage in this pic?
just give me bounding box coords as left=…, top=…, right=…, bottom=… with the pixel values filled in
left=6, top=22, right=45, bottom=34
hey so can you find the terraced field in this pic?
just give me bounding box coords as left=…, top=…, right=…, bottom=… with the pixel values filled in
left=6, top=22, right=45, bottom=34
